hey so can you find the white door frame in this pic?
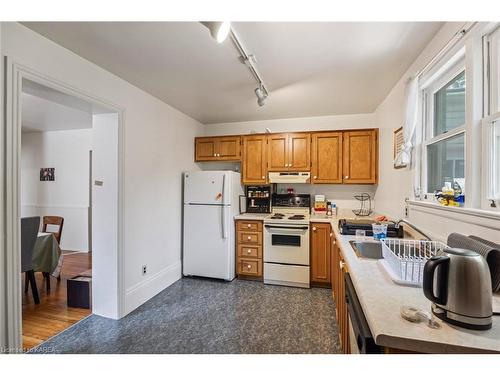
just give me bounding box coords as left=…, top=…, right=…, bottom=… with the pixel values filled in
left=1, top=58, right=126, bottom=351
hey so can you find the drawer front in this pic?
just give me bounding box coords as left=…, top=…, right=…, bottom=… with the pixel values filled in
left=238, top=231, right=262, bottom=245
left=238, top=258, right=262, bottom=276
left=237, top=244, right=262, bottom=259
left=236, top=221, right=262, bottom=232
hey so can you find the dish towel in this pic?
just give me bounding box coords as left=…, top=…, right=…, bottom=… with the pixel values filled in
left=447, top=233, right=500, bottom=292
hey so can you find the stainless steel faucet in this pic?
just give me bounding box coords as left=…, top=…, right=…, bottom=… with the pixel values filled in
left=395, top=219, right=432, bottom=241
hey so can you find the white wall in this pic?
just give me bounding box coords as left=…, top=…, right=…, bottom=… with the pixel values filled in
left=202, top=113, right=379, bottom=208
left=374, top=22, right=500, bottom=243
left=21, top=129, right=91, bottom=251
left=2, top=22, right=203, bottom=317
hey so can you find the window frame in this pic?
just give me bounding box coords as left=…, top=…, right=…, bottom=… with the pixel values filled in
left=421, top=59, right=467, bottom=195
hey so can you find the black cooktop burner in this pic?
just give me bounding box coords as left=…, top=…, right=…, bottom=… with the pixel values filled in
left=270, top=213, right=285, bottom=219
left=288, top=215, right=305, bottom=220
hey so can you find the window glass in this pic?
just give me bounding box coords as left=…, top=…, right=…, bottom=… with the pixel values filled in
left=427, top=133, right=465, bottom=193
left=490, top=28, right=500, bottom=113
left=494, top=121, right=500, bottom=198
left=433, top=71, right=466, bottom=136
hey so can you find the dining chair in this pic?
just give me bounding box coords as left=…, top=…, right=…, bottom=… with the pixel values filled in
left=42, top=215, right=64, bottom=292
left=21, top=216, right=41, bottom=304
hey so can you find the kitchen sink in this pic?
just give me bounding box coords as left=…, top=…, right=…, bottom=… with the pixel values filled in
left=349, top=240, right=384, bottom=259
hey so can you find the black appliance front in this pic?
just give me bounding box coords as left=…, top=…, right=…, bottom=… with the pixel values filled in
left=344, top=273, right=382, bottom=354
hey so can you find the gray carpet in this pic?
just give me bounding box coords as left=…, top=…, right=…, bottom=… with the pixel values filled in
left=32, top=277, right=341, bottom=354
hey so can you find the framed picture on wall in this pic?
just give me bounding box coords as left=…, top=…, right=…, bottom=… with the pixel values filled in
left=40, top=168, right=55, bottom=181
left=393, top=127, right=405, bottom=169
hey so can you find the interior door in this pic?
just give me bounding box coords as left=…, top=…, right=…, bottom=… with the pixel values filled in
left=242, top=135, right=267, bottom=184
left=267, top=133, right=288, bottom=171
left=311, top=132, right=343, bottom=183
left=288, top=133, right=310, bottom=171
left=343, top=130, right=378, bottom=184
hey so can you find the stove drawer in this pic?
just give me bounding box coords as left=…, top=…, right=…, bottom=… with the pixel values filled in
left=238, top=231, right=262, bottom=245
left=238, top=244, right=262, bottom=259
left=238, top=258, right=262, bottom=277
left=237, top=220, right=262, bottom=232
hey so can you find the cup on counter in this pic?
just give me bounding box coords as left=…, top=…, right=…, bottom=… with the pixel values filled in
left=372, top=223, right=388, bottom=241
left=355, top=229, right=366, bottom=241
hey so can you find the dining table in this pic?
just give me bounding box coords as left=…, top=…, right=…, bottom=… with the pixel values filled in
left=32, top=232, right=62, bottom=278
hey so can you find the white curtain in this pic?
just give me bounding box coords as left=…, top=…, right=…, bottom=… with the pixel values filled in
left=394, top=77, right=419, bottom=168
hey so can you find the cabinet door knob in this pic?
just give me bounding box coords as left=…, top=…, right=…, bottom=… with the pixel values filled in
left=285, top=164, right=288, bottom=167
left=330, top=232, right=333, bottom=237
left=313, top=176, right=317, bottom=179
left=213, top=153, right=216, bottom=157
left=247, top=264, right=252, bottom=269
left=345, top=175, right=349, bottom=179
left=339, top=261, right=345, bottom=270
left=247, top=224, right=251, bottom=228
left=262, top=176, right=265, bottom=179
left=312, top=227, right=317, bottom=231
left=289, top=164, right=292, bottom=167
left=247, top=236, right=252, bottom=240
left=247, top=249, right=252, bottom=254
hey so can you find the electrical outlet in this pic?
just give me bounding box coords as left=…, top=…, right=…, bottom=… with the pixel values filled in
left=142, top=265, right=147, bottom=275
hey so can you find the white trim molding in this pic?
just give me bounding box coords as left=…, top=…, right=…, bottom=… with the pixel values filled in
left=1, top=58, right=126, bottom=351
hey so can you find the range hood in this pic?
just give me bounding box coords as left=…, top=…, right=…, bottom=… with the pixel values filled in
left=268, top=172, right=310, bottom=184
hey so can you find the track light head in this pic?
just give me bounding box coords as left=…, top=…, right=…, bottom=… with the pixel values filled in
left=255, top=86, right=268, bottom=107
left=201, top=21, right=231, bottom=43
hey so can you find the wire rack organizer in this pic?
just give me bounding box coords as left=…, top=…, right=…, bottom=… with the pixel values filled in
left=379, top=238, right=449, bottom=287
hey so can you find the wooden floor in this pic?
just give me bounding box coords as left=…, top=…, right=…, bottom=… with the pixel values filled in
left=22, top=251, right=92, bottom=350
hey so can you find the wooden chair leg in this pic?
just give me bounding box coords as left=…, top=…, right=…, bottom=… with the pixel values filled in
left=24, top=272, right=29, bottom=293
left=43, top=272, right=51, bottom=293
left=27, top=270, right=40, bottom=304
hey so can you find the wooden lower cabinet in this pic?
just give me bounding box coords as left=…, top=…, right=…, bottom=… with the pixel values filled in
left=331, top=236, right=350, bottom=354
left=236, top=220, right=263, bottom=279
left=310, top=223, right=332, bottom=286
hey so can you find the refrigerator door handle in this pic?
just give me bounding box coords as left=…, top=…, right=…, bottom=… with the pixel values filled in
left=221, top=173, right=227, bottom=239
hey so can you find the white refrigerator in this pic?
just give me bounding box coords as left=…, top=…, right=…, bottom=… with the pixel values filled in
left=183, top=171, right=243, bottom=281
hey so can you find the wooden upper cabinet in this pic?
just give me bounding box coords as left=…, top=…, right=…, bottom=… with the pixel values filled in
left=195, top=137, right=217, bottom=161
left=195, top=136, right=241, bottom=162
left=267, top=132, right=310, bottom=171
left=217, top=136, right=241, bottom=160
left=311, top=132, right=343, bottom=184
left=267, top=133, right=288, bottom=171
left=310, top=223, right=332, bottom=285
left=242, top=135, right=267, bottom=184
left=288, top=133, right=310, bottom=171
left=343, top=129, right=378, bottom=184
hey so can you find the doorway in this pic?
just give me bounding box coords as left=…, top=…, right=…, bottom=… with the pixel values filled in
left=1, top=60, right=124, bottom=352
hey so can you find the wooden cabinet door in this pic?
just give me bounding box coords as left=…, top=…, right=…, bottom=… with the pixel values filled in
left=288, top=132, right=311, bottom=171
left=217, top=136, right=241, bottom=161
left=242, top=135, right=267, bottom=184
left=343, top=130, right=378, bottom=184
left=311, top=132, right=342, bottom=183
left=267, top=133, right=288, bottom=171
left=310, top=223, right=331, bottom=285
left=195, top=137, right=217, bottom=161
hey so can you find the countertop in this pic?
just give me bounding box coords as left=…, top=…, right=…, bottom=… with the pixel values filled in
left=333, top=222, right=500, bottom=353
left=234, top=213, right=269, bottom=220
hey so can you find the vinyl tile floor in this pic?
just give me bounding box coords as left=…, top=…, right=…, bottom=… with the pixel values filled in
left=32, top=277, right=341, bottom=354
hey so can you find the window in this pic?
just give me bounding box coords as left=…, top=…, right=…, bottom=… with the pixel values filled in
left=423, top=64, right=466, bottom=195
left=484, top=26, right=500, bottom=204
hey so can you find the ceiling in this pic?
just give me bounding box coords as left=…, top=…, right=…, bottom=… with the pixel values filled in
left=22, top=79, right=94, bottom=132
left=23, top=22, right=444, bottom=124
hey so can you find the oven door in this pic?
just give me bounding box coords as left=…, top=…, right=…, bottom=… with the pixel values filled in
left=263, top=224, right=309, bottom=265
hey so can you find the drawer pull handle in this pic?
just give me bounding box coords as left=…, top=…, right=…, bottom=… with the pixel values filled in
left=247, top=264, right=252, bottom=269
left=247, top=249, right=252, bottom=254
left=247, top=224, right=251, bottom=228
left=247, top=236, right=252, bottom=240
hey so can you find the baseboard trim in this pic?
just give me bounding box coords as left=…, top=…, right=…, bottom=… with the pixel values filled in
left=123, top=261, right=181, bottom=316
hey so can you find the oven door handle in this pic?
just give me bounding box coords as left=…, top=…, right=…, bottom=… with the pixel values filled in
left=264, top=225, right=309, bottom=230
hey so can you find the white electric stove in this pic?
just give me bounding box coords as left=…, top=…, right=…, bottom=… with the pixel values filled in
left=263, top=194, right=311, bottom=288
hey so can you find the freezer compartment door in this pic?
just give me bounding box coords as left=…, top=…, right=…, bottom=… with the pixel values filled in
left=183, top=204, right=234, bottom=280
left=184, top=171, right=232, bottom=205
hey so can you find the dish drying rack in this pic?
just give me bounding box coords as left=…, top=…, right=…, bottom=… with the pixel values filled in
left=352, top=193, right=372, bottom=216
left=379, top=238, right=449, bottom=287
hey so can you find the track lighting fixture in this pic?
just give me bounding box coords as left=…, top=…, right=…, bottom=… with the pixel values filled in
left=201, top=21, right=231, bottom=43
left=255, top=86, right=268, bottom=107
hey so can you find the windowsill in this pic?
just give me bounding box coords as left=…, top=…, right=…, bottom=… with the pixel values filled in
left=407, top=200, right=500, bottom=221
